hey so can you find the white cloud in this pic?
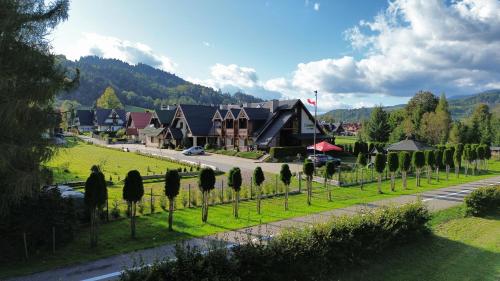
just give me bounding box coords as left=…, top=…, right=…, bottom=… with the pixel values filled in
left=189, top=63, right=282, bottom=100
left=265, top=0, right=500, bottom=110
left=202, top=41, right=212, bottom=47
left=60, top=33, right=177, bottom=72
left=313, top=2, right=320, bottom=11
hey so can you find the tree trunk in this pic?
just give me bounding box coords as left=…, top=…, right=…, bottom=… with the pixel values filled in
left=360, top=169, right=363, bottom=190
left=326, top=177, right=332, bottom=202
left=285, top=185, right=289, bottom=210
left=455, top=166, right=459, bottom=178
left=168, top=198, right=174, bottom=231
left=390, top=172, right=395, bottom=192
left=201, top=192, right=206, bottom=222
left=235, top=191, right=239, bottom=218
left=307, top=177, right=311, bottom=205
left=436, top=167, right=440, bottom=182
left=131, top=202, right=136, bottom=238
left=416, top=169, right=420, bottom=187
left=90, top=208, right=95, bottom=248
left=377, top=174, right=382, bottom=194
left=427, top=166, right=431, bottom=184
left=257, top=186, right=261, bottom=214
left=446, top=165, right=449, bottom=180
left=403, top=171, right=407, bottom=190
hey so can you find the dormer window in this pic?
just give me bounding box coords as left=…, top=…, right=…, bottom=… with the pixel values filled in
left=226, top=119, right=233, bottom=129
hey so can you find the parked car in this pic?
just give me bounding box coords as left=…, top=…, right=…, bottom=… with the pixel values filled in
left=182, top=146, right=205, bottom=155
left=307, top=154, right=341, bottom=166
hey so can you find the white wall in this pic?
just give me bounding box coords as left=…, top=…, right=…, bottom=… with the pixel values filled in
left=301, top=109, right=320, bottom=134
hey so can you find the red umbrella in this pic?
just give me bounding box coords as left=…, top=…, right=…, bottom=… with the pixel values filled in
left=307, top=141, right=343, bottom=152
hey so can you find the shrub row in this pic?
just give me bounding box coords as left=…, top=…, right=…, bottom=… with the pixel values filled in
left=464, top=185, right=500, bottom=216
left=269, top=146, right=307, bottom=160
left=120, top=202, right=430, bottom=281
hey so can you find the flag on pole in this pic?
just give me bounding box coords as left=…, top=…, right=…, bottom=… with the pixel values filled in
left=307, top=98, right=316, bottom=106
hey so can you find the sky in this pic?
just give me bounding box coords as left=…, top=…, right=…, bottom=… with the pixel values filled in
left=51, top=0, right=500, bottom=111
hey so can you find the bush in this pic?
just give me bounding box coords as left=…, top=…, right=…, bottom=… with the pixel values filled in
left=0, top=189, right=77, bottom=261
left=111, top=200, right=121, bottom=219
left=269, top=146, right=307, bottom=161
left=464, top=185, right=500, bottom=216
left=120, top=202, right=430, bottom=281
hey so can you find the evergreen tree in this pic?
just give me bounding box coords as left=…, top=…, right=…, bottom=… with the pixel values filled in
left=324, top=161, right=336, bottom=200
left=470, top=104, right=492, bottom=145
left=374, top=153, right=386, bottom=194
left=253, top=167, right=265, bottom=214
left=424, top=150, right=435, bottom=184
left=303, top=160, right=315, bottom=205
left=454, top=144, right=464, bottom=177
left=412, top=151, right=425, bottom=187
left=443, top=149, right=454, bottom=180
left=123, top=170, right=144, bottom=238
left=356, top=153, right=367, bottom=190
left=366, top=106, right=390, bottom=142
left=0, top=0, right=78, bottom=216
left=198, top=168, right=215, bottom=222
left=280, top=164, right=292, bottom=209
left=164, top=169, right=180, bottom=230
left=84, top=165, right=107, bottom=247
left=228, top=167, right=242, bottom=217
left=435, top=93, right=451, bottom=144
left=387, top=152, right=399, bottom=192
left=399, top=152, right=411, bottom=189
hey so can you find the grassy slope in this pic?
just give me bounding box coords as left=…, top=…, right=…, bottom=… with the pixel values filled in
left=338, top=205, right=500, bottom=281
left=46, top=138, right=186, bottom=182
left=2, top=160, right=499, bottom=278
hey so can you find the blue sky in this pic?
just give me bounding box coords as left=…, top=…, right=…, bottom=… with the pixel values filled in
left=52, top=0, right=500, bottom=111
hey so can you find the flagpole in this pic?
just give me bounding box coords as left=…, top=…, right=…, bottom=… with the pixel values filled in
left=313, top=90, right=318, bottom=169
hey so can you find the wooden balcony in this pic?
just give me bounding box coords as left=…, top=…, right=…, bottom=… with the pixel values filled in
left=225, top=128, right=235, bottom=135
left=238, top=128, right=248, bottom=137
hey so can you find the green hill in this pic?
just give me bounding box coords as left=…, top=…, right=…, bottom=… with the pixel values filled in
left=321, top=90, right=500, bottom=122
left=57, top=56, right=263, bottom=109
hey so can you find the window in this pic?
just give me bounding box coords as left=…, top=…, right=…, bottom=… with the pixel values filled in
left=226, top=119, right=233, bottom=129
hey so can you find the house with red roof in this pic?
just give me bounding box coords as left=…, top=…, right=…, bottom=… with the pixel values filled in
left=125, top=112, right=158, bottom=141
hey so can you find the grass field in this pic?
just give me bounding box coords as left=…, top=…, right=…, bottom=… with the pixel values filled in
left=2, top=159, right=499, bottom=278
left=334, top=135, right=357, bottom=145
left=46, top=138, right=187, bottom=182
left=338, top=205, right=500, bottom=281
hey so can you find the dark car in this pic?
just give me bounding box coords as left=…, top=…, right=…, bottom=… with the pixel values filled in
left=307, top=155, right=341, bottom=167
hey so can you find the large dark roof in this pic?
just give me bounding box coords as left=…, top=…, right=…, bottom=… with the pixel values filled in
left=142, top=127, right=165, bottom=137
left=255, top=110, right=294, bottom=146
left=225, top=108, right=240, bottom=119
left=242, top=107, right=270, bottom=120
left=386, top=139, right=433, bottom=152
left=179, top=104, right=218, bottom=136
left=213, top=109, right=228, bottom=120
left=76, top=110, right=94, bottom=126
left=155, top=109, right=175, bottom=125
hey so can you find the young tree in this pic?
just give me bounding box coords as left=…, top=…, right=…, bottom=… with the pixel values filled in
left=96, top=86, right=124, bottom=109
left=484, top=145, right=491, bottom=171
left=228, top=167, right=242, bottom=217
left=303, top=160, right=315, bottom=205
left=469, top=146, right=477, bottom=176
left=435, top=149, right=443, bottom=181
left=476, top=145, right=485, bottom=173
left=280, top=164, right=292, bottom=210
left=453, top=144, right=463, bottom=178
left=399, top=152, right=411, bottom=190
left=412, top=151, right=425, bottom=187
left=164, top=169, right=181, bottom=230
left=0, top=0, right=78, bottom=217
left=324, top=161, right=335, bottom=200
left=424, top=150, right=435, bottom=184
left=198, top=168, right=216, bottom=222
left=123, top=170, right=144, bottom=238
left=387, top=152, right=399, bottom=192
left=84, top=165, right=107, bottom=247
left=374, top=153, right=386, bottom=194
left=463, top=145, right=470, bottom=176
left=356, top=153, right=367, bottom=189
left=253, top=167, right=265, bottom=214
left=443, top=148, right=454, bottom=180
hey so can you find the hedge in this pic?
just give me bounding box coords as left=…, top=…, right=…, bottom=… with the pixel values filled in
left=120, top=202, right=430, bottom=281
left=269, top=146, right=307, bottom=160
left=464, top=185, right=500, bottom=216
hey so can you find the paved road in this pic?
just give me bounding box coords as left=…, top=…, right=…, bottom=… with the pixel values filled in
left=9, top=176, right=500, bottom=281
left=79, top=136, right=304, bottom=175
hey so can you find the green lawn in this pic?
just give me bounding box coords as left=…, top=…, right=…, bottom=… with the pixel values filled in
left=334, top=135, right=357, bottom=145
left=46, top=138, right=187, bottom=182
left=338, top=205, right=500, bottom=281
left=2, top=160, right=499, bottom=278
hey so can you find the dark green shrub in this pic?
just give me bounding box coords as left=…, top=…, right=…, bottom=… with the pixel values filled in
left=123, top=170, right=144, bottom=238
left=165, top=169, right=181, bottom=230
left=120, top=202, right=430, bottom=281
left=464, top=185, right=500, bottom=216
left=269, top=146, right=307, bottom=160
left=280, top=164, right=292, bottom=210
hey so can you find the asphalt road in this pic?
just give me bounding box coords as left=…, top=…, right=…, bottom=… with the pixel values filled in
left=9, top=176, right=500, bottom=281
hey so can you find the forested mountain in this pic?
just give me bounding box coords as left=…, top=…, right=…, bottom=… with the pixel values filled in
left=321, top=90, right=500, bottom=122
left=57, top=56, right=263, bottom=109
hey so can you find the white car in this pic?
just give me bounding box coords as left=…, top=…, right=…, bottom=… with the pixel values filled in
left=182, top=146, right=205, bottom=155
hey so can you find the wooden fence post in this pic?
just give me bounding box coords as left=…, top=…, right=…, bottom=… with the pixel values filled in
left=188, top=184, right=191, bottom=208
left=150, top=188, right=153, bottom=214
left=23, top=232, right=28, bottom=260
left=275, top=174, right=278, bottom=194
left=250, top=177, right=253, bottom=199
left=52, top=226, right=56, bottom=254
left=298, top=172, right=302, bottom=192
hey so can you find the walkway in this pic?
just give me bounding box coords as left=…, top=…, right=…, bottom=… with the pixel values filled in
left=9, top=176, right=500, bottom=281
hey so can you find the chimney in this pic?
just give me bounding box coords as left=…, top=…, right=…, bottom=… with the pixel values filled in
left=271, top=99, right=279, bottom=113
